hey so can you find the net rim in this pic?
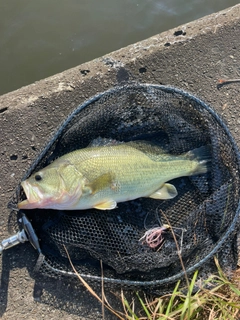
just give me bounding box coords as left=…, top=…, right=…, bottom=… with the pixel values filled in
left=19, top=83, right=240, bottom=286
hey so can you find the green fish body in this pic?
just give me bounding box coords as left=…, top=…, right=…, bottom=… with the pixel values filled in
left=18, top=141, right=210, bottom=211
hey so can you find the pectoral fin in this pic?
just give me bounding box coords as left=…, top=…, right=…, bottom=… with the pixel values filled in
left=149, top=183, right=178, bottom=200
left=87, top=172, right=115, bottom=195
left=94, top=200, right=117, bottom=210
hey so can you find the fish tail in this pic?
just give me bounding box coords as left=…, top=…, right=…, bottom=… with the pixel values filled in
left=185, top=145, right=212, bottom=175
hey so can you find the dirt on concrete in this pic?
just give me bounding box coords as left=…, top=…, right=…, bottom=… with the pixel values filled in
left=0, top=4, right=240, bottom=319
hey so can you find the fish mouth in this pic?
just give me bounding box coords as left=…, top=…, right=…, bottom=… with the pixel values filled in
left=18, top=181, right=42, bottom=209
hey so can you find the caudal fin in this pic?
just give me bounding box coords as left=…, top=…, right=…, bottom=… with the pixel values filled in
left=185, top=145, right=212, bottom=175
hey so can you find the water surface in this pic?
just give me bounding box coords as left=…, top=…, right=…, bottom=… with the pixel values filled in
left=0, top=0, right=238, bottom=95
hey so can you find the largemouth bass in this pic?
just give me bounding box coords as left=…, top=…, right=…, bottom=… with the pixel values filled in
left=18, top=140, right=211, bottom=211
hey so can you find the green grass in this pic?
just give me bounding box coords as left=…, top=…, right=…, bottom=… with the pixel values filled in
left=121, top=259, right=240, bottom=320
left=65, top=248, right=240, bottom=320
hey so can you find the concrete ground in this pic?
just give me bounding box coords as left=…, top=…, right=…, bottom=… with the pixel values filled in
left=0, top=4, right=240, bottom=319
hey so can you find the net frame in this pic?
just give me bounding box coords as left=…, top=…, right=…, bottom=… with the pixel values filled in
left=9, top=83, right=240, bottom=291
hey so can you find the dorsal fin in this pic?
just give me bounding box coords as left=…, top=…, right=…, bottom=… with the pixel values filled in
left=88, top=137, right=171, bottom=161
left=88, top=137, right=123, bottom=147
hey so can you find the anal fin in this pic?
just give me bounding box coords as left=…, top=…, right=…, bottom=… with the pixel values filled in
left=94, top=199, right=117, bottom=210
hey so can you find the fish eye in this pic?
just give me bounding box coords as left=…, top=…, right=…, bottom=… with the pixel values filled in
left=35, top=174, right=42, bottom=181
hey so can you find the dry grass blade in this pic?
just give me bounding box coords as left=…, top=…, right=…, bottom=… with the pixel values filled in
left=64, top=223, right=240, bottom=320
left=64, top=245, right=125, bottom=320
left=100, top=259, right=105, bottom=319
left=217, top=78, right=240, bottom=89
left=218, top=78, right=240, bottom=85
left=160, top=211, right=189, bottom=288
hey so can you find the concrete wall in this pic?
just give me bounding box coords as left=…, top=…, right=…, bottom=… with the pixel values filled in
left=0, top=4, right=240, bottom=319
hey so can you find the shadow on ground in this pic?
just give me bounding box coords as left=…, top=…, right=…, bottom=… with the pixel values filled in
left=0, top=244, right=125, bottom=319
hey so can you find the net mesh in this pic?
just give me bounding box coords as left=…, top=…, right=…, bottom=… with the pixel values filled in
left=8, top=83, right=240, bottom=292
